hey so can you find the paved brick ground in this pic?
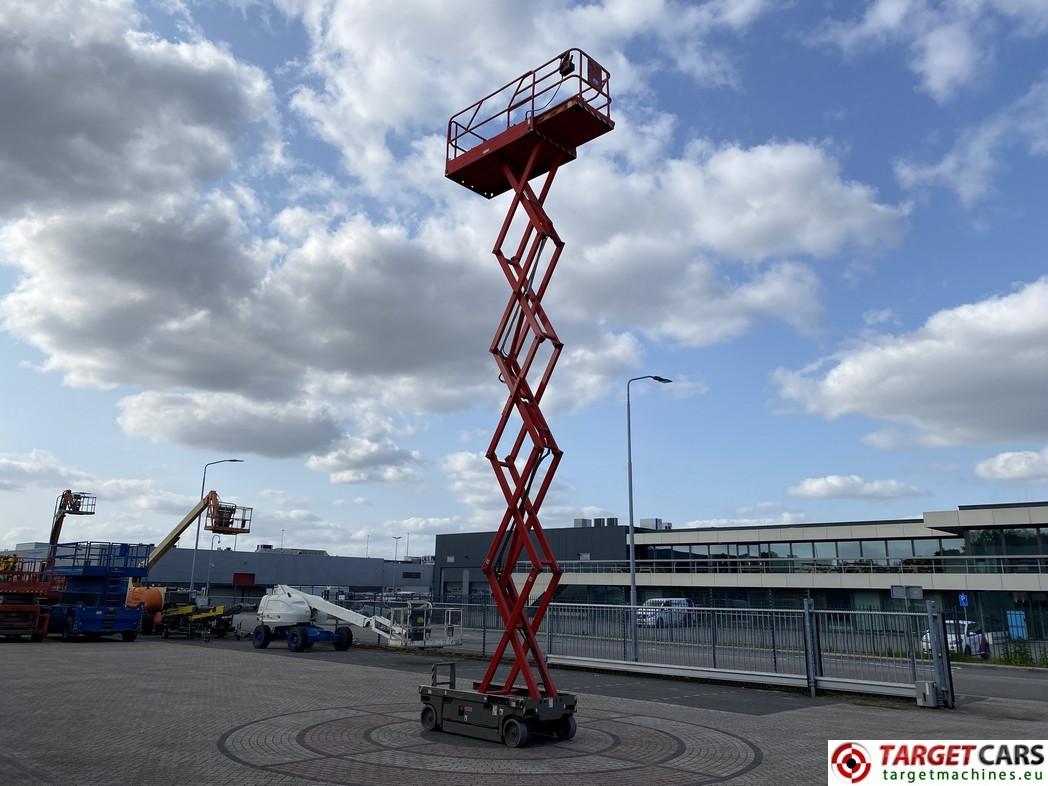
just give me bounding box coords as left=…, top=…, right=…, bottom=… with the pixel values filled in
left=1, top=638, right=1044, bottom=785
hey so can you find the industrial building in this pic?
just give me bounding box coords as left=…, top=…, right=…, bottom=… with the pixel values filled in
left=9, top=542, right=433, bottom=604
left=434, top=501, right=1048, bottom=638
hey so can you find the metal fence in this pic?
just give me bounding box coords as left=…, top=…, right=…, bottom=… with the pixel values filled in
left=550, top=556, right=1048, bottom=576
left=432, top=599, right=954, bottom=705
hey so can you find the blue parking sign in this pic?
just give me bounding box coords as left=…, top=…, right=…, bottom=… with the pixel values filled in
left=959, top=593, right=969, bottom=608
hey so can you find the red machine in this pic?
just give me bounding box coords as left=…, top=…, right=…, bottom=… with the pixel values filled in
left=0, top=490, right=90, bottom=641
left=420, top=49, right=613, bottom=747
left=0, top=556, right=65, bottom=641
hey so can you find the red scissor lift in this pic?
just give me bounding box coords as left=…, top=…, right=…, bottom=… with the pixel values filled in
left=419, top=49, right=613, bottom=747
left=0, top=559, right=66, bottom=642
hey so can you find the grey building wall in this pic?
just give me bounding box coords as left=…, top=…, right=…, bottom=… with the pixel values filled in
left=149, top=547, right=432, bottom=596
left=433, top=526, right=629, bottom=603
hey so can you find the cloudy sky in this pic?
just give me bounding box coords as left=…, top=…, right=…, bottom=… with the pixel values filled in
left=2, top=0, right=1048, bottom=558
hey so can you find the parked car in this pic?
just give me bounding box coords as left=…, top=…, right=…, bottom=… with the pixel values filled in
left=921, top=620, right=989, bottom=658
left=636, top=598, right=697, bottom=628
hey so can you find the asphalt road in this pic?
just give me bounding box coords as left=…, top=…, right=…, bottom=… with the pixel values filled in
left=950, top=662, right=1048, bottom=703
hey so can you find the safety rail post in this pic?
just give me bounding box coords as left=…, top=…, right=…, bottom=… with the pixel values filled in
left=711, top=609, right=719, bottom=670
left=926, top=600, right=955, bottom=708
left=802, top=598, right=819, bottom=697
left=908, top=614, right=919, bottom=682
left=770, top=611, right=779, bottom=673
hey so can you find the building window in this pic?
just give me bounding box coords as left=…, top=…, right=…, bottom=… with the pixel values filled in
left=790, top=542, right=813, bottom=559
left=938, top=538, right=965, bottom=555
left=887, top=539, right=913, bottom=559
left=1002, top=528, right=1039, bottom=555
left=709, top=544, right=730, bottom=560
left=860, top=540, right=886, bottom=560
left=968, top=530, right=1003, bottom=556
left=814, top=541, right=837, bottom=560
left=765, top=542, right=788, bottom=571
left=837, top=540, right=861, bottom=560
left=913, top=538, right=942, bottom=557
left=402, top=571, right=422, bottom=579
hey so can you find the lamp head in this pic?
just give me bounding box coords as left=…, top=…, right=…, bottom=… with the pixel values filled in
left=651, top=376, right=672, bottom=384
left=559, top=52, right=575, bottom=76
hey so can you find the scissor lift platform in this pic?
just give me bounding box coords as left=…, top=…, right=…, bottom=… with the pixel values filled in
left=419, top=663, right=577, bottom=748
left=445, top=48, right=613, bottom=198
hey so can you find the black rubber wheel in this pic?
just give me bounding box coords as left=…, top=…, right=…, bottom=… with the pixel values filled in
left=503, top=717, right=528, bottom=748
left=30, top=632, right=43, bottom=642
left=61, top=615, right=76, bottom=642
left=333, top=626, right=354, bottom=651
left=420, top=704, right=438, bottom=731
left=555, top=715, right=577, bottom=740
left=287, top=626, right=306, bottom=652
left=121, top=631, right=138, bottom=642
left=252, top=624, right=271, bottom=649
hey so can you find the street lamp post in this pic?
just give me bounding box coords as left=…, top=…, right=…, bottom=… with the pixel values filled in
left=392, top=536, right=402, bottom=594
left=627, top=374, right=672, bottom=660
left=189, top=458, right=243, bottom=593
left=204, top=534, right=221, bottom=602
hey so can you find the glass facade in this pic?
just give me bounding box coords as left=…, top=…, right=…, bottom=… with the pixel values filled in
left=629, top=528, right=1047, bottom=574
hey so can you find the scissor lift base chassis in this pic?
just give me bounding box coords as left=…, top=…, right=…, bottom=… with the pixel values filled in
left=420, top=682, right=576, bottom=745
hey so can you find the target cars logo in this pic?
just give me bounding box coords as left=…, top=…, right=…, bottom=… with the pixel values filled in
left=830, top=742, right=873, bottom=783
left=828, top=740, right=1047, bottom=785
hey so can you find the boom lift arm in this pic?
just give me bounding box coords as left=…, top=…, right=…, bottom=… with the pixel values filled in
left=142, top=490, right=250, bottom=573
left=266, top=585, right=461, bottom=649
left=144, top=491, right=221, bottom=572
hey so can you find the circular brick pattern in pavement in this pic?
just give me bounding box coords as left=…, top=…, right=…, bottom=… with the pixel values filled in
left=218, top=703, right=762, bottom=786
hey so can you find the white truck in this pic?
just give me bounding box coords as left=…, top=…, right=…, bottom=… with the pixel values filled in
left=252, top=584, right=461, bottom=652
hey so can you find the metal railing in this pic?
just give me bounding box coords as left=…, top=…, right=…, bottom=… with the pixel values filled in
left=534, top=555, right=1048, bottom=576
left=52, top=542, right=152, bottom=574
left=431, top=600, right=954, bottom=705
left=446, top=47, right=612, bottom=161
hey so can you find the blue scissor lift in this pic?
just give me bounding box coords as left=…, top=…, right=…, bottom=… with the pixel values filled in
left=49, top=541, right=152, bottom=641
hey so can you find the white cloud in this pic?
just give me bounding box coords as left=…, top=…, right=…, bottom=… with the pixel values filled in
left=0, top=0, right=279, bottom=219
left=307, top=437, right=423, bottom=484
left=0, top=449, right=202, bottom=546
left=775, top=277, right=1048, bottom=445
left=442, top=452, right=502, bottom=514
left=787, top=474, right=925, bottom=499
left=816, top=0, right=1048, bottom=102
left=277, top=0, right=776, bottom=191
left=862, top=308, right=899, bottom=327
left=0, top=0, right=904, bottom=493
left=681, top=511, right=807, bottom=528
left=861, top=428, right=951, bottom=450
left=976, top=447, right=1048, bottom=483
left=896, top=76, right=1048, bottom=205
left=118, top=392, right=341, bottom=458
